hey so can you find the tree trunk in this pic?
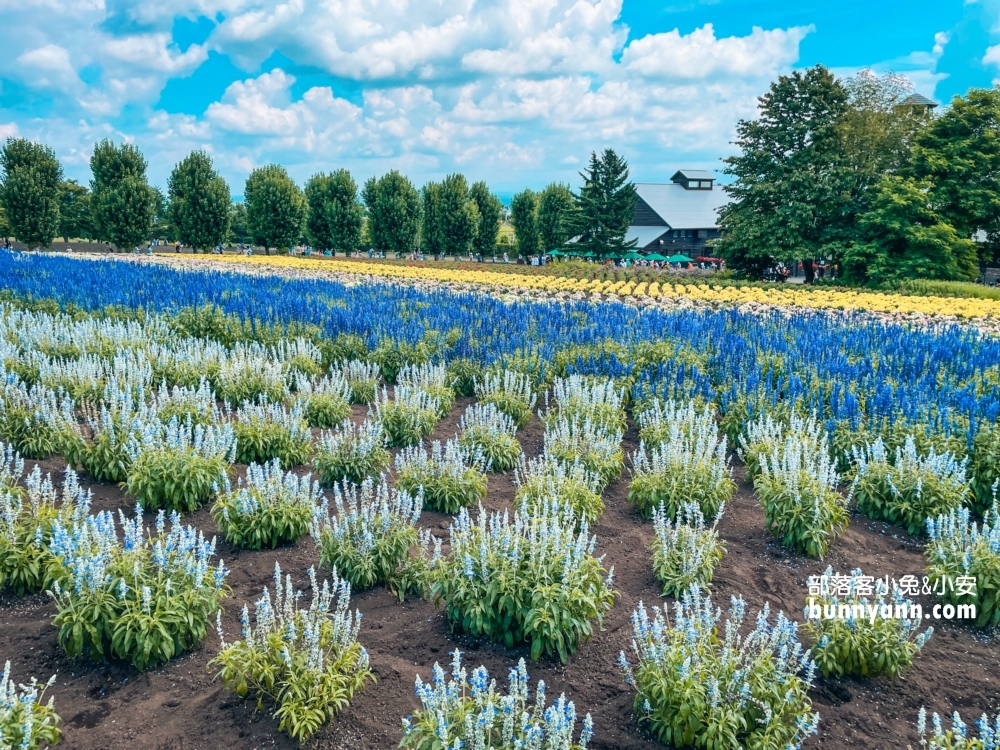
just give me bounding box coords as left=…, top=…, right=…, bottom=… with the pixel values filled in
left=802, top=258, right=815, bottom=284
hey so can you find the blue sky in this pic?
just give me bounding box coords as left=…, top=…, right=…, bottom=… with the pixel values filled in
left=1, top=0, right=996, bottom=195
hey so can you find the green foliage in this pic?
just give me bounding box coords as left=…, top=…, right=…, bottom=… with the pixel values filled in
left=400, top=652, right=595, bottom=750
left=394, top=440, right=487, bottom=514
left=295, top=373, right=352, bottom=428
left=458, top=403, right=521, bottom=473
left=397, top=362, right=455, bottom=417
left=628, top=429, right=734, bottom=520
left=804, top=566, right=932, bottom=678
left=49, top=509, right=229, bottom=671
left=514, top=456, right=605, bottom=529
left=564, top=149, right=637, bottom=257
left=232, top=401, right=313, bottom=469
left=739, top=412, right=826, bottom=484
left=651, top=502, right=725, bottom=598
left=911, top=87, right=1000, bottom=250
left=925, top=505, right=1000, bottom=630
left=755, top=434, right=848, bottom=558
left=167, top=150, right=231, bottom=250
left=305, top=170, right=363, bottom=253
left=852, top=436, right=970, bottom=535
left=0, top=461, right=89, bottom=597
left=446, top=357, right=483, bottom=397
left=371, top=386, right=439, bottom=447
left=210, top=564, right=373, bottom=743
left=545, top=416, right=623, bottom=490
left=843, top=176, right=979, bottom=283
left=313, top=420, right=390, bottom=486
left=422, top=174, right=478, bottom=257
left=544, top=375, right=626, bottom=434
left=475, top=369, right=537, bottom=429
left=57, top=179, right=91, bottom=241
left=362, top=170, right=422, bottom=252
left=371, top=338, right=428, bottom=384
left=429, top=503, right=616, bottom=663
left=244, top=164, right=305, bottom=250
left=90, top=139, right=155, bottom=249
left=0, top=662, right=61, bottom=750
left=510, top=188, right=539, bottom=257
left=916, top=707, right=1000, bottom=750
left=469, top=181, right=502, bottom=257
left=0, top=137, right=62, bottom=247
left=311, top=478, right=422, bottom=594
left=0, top=383, right=63, bottom=460
left=620, top=591, right=819, bottom=749
left=228, top=201, right=249, bottom=244
left=212, top=460, right=320, bottom=550
left=124, top=419, right=234, bottom=514
left=968, top=423, right=1000, bottom=516
left=537, top=182, right=576, bottom=252
left=717, top=65, right=848, bottom=280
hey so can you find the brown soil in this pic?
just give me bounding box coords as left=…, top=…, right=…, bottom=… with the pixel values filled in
left=2, top=399, right=998, bottom=750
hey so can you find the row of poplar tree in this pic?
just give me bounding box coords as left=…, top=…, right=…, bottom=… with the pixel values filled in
left=0, top=135, right=638, bottom=257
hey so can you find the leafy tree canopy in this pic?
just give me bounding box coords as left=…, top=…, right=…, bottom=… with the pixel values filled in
left=168, top=150, right=231, bottom=250
left=469, top=181, right=502, bottom=257
left=510, top=189, right=539, bottom=258
left=244, top=164, right=305, bottom=251
left=58, top=179, right=91, bottom=241
left=566, top=149, right=637, bottom=257
left=0, top=137, right=63, bottom=247
left=537, top=182, right=575, bottom=252
left=362, top=170, right=421, bottom=252
left=305, top=169, right=363, bottom=253
left=90, top=139, right=155, bottom=249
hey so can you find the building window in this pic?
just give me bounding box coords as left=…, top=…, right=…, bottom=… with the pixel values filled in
left=697, top=229, right=707, bottom=239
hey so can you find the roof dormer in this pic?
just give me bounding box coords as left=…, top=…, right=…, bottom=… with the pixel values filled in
left=671, top=170, right=714, bottom=190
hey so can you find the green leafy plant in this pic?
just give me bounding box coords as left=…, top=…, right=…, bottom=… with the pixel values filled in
left=210, top=564, right=374, bottom=743
left=394, top=440, right=488, bottom=514
left=636, top=398, right=717, bottom=452
left=925, top=504, right=1000, bottom=630
left=543, top=375, right=626, bottom=434
left=231, top=400, right=312, bottom=468
left=474, top=370, right=537, bottom=429
left=853, top=436, right=970, bottom=535
left=72, top=392, right=147, bottom=483
left=400, top=650, right=595, bottom=750
left=514, top=455, right=605, bottom=528
left=916, top=707, right=1000, bottom=750
left=0, top=661, right=61, bottom=750
left=125, top=417, right=235, bottom=514
left=544, top=416, right=623, bottom=490
left=446, top=356, right=483, bottom=397
left=755, top=433, right=848, bottom=558
left=339, top=359, right=381, bottom=404
left=212, top=460, right=321, bottom=549
left=0, top=381, right=66, bottom=460
left=458, top=402, right=522, bottom=472
left=1, top=460, right=90, bottom=596
left=429, top=502, right=615, bottom=663
left=214, top=350, right=288, bottom=407
left=620, top=590, right=819, bottom=750
left=313, top=419, right=390, bottom=486
left=151, top=378, right=219, bottom=427
left=398, top=362, right=455, bottom=418
left=628, top=422, right=734, bottom=520
left=970, top=423, right=1000, bottom=516
left=294, top=372, right=352, bottom=428
left=651, top=501, right=725, bottom=598
left=311, top=477, right=423, bottom=596
left=371, top=386, right=440, bottom=447
left=738, top=412, right=826, bottom=484
left=48, top=509, right=229, bottom=671
left=804, top=566, right=933, bottom=678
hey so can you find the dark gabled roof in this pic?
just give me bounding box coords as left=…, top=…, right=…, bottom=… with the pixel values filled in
left=671, top=169, right=715, bottom=182
left=899, top=93, right=937, bottom=108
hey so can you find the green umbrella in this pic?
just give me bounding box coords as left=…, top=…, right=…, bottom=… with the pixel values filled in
left=666, top=253, right=694, bottom=263
left=644, top=252, right=668, bottom=261
left=549, top=249, right=566, bottom=256
left=622, top=251, right=644, bottom=260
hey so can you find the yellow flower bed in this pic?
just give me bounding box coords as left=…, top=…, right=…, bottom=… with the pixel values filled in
left=159, top=253, right=1000, bottom=319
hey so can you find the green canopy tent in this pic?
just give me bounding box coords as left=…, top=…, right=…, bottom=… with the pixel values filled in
left=549, top=249, right=567, bottom=256
left=643, top=252, right=668, bottom=261
left=621, top=252, right=645, bottom=260
left=666, top=254, right=694, bottom=263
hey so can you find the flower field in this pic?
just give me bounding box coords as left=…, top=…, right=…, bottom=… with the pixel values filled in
left=164, top=251, right=1000, bottom=320
left=1, top=250, right=1000, bottom=750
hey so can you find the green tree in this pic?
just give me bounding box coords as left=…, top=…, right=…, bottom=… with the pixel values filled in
left=305, top=169, right=363, bottom=253
left=438, top=173, right=477, bottom=257
left=469, top=181, right=502, bottom=257
left=421, top=180, right=444, bottom=256
left=167, top=150, right=231, bottom=250
left=537, top=182, right=575, bottom=251
left=90, top=139, right=155, bottom=250
left=228, top=201, right=249, bottom=244
left=911, top=87, right=1000, bottom=254
left=843, top=176, right=978, bottom=283
left=717, top=65, right=849, bottom=282
left=0, top=138, right=63, bottom=247
left=244, top=165, right=305, bottom=252
left=58, top=179, right=91, bottom=241
left=0, top=204, right=9, bottom=240
left=362, top=170, right=421, bottom=253
left=510, top=189, right=539, bottom=258
left=566, top=149, right=637, bottom=257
